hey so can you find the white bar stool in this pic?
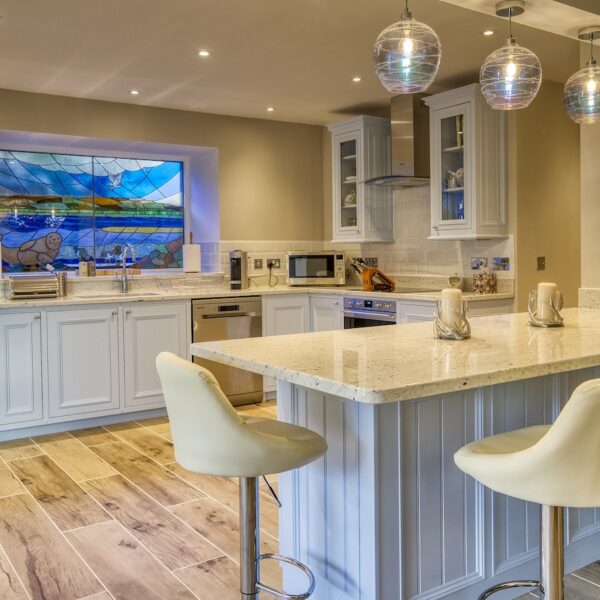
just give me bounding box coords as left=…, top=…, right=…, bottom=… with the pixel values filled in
left=156, top=352, right=327, bottom=599
left=454, top=379, right=600, bottom=600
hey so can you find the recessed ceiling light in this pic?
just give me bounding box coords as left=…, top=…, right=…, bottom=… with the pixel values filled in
left=266, top=106, right=275, bottom=112
left=482, top=29, right=495, bottom=36
left=129, top=89, right=140, bottom=96
left=352, top=76, right=362, bottom=82
left=198, top=50, right=211, bottom=57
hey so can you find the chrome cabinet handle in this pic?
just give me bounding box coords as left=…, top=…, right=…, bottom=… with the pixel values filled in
left=111, top=310, right=117, bottom=316
left=33, top=314, right=41, bottom=320
left=125, top=309, right=132, bottom=316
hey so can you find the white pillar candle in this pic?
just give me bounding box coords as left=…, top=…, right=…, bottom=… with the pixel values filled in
left=537, top=282, right=557, bottom=321
left=441, top=288, right=462, bottom=329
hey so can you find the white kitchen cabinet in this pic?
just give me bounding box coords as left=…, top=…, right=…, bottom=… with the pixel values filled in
left=122, top=302, right=188, bottom=410
left=47, top=306, right=121, bottom=419
left=0, top=312, right=43, bottom=428
left=397, top=300, right=437, bottom=323
left=263, top=294, right=310, bottom=393
left=327, top=116, right=393, bottom=243
left=310, top=295, right=343, bottom=332
left=424, top=84, right=507, bottom=240
left=263, top=295, right=310, bottom=337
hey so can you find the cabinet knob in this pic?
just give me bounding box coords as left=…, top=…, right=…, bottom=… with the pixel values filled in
left=111, top=310, right=117, bottom=316
left=125, top=309, right=132, bottom=316
left=33, top=314, right=41, bottom=320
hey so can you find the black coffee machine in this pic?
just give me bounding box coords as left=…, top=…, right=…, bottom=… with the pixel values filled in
left=229, top=250, right=248, bottom=290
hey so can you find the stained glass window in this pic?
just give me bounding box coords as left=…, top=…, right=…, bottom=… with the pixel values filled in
left=0, top=150, right=184, bottom=272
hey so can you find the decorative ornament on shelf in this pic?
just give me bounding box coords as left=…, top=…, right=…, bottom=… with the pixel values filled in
left=480, top=0, right=542, bottom=110
left=373, top=0, right=441, bottom=94
left=564, top=27, right=600, bottom=124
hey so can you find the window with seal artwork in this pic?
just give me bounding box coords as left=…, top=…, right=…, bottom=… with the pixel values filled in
left=0, top=150, right=184, bottom=272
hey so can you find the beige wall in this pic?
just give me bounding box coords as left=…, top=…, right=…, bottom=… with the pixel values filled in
left=581, top=122, right=600, bottom=287
left=0, top=88, right=325, bottom=241
left=514, top=80, right=581, bottom=310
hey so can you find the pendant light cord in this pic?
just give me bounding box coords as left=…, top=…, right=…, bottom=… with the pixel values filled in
left=590, top=35, right=595, bottom=62
left=508, top=10, right=513, bottom=41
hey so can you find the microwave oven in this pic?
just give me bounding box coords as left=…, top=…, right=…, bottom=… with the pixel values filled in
left=286, top=251, right=346, bottom=286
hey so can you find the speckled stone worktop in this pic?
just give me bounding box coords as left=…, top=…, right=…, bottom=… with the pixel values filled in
left=0, top=281, right=513, bottom=309
left=191, top=308, right=600, bottom=404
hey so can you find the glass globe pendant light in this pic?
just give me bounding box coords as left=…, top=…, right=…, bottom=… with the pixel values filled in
left=480, top=0, right=542, bottom=110
left=373, top=0, right=442, bottom=94
left=564, top=27, right=600, bottom=124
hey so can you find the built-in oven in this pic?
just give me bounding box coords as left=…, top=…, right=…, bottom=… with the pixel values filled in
left=287, top=251, right=345, bottom=286
left=343, top=296, right=397, bottom=328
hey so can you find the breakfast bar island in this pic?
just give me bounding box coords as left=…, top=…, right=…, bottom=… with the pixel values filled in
left=191, top=308, right=600, bottom=600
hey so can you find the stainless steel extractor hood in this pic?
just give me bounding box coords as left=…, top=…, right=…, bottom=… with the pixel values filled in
left=365, top=94, right=430, bottom=189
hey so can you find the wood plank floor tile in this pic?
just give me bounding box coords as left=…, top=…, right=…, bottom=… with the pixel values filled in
left=175, top=556, right=239, bottom=600
left=67, top=520, right=197, bottom=600
left=9, top=455, right=111, bottom=531
left=0, top=494, right=103, bottom=600
left=108, top=426, right=175, bottom=464
left=32, top=434, right=116, bottom=482
left=575, top=561, right=600, bottom=586
left=166, top=464, right=279, bottom=538
left=81, top=593, right=113, bottom=600
left=90, top=443, right=203, bottom=507
left=0, top=460, right=25, bottom=498
left=70, top=427, right=119, bottom=447
left=0, top=545, right=28, bottom=599
left=0, top=439, right=44, bottom=462
left=82, top=474, right=220, bottom=570
left=170, top=498, right=281, bottom=587
left=566, top=573, right=600, bottom=599
left=139, top=417, right=171, bottom=437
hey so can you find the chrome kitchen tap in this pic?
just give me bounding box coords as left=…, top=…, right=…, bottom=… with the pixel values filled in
left=119, top=244, right=135, bottom=293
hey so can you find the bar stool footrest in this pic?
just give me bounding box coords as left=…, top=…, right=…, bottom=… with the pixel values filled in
left=256, top=553, right=316, bottom=599
left=478, top=580, right=541, bottom=600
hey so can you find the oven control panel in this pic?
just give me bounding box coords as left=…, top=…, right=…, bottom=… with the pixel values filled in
left=343, top=297, right=396, bottom=313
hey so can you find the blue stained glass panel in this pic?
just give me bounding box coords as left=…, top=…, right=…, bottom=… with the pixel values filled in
left=0, top=150, right=184, bottom=272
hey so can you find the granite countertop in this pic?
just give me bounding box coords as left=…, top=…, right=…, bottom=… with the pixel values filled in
left=0, top=283, right=513, bottom=309
left=191, top=308, right=600, bottom=404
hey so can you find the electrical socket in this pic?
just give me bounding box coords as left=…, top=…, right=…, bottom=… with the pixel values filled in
left=267, top=258, right=281, bottom=269
left=537, top=256, right=546, bottom=271
left=253, top=258, right=263, bottom=270
left=363, top=257, right=378, bottom=268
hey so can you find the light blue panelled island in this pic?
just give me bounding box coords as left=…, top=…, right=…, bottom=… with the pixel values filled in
left=191, top=308, right=600, bottom=600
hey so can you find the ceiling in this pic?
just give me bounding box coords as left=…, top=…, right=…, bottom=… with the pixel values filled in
left=0, top=0, right=590, bottom=125
left=439, top=0, right=600, bottom=39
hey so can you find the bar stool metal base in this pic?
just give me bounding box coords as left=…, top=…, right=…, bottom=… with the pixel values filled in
left=239, top=477, right=316, bottom=600
left=476, top=506, right=564, bottom=600
left=478, top=580, right=540, bottom=600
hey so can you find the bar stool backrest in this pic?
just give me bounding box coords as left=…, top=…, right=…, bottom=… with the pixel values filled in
left=156, top=352, right=253, bottom=476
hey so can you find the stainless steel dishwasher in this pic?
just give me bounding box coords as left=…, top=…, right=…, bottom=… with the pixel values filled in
left=192, top=297, right=262, bottom=406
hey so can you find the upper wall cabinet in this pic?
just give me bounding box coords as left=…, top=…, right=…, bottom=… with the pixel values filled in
left=328, top=116, right=394, bottom=243
left=424, top=84, right=508, bottom=240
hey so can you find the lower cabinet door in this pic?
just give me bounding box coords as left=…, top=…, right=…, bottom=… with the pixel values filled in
left=310, top=295, right=343, bottom=332
left=0, top=312, right=43, bottom=427
left=122, top=302, right=188, bottom=409
left=47, top=307, right=121, bottom=418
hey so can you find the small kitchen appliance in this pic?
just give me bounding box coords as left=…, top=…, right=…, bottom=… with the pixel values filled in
left=230, top=250, right=248, bottom=290
left=286, top=251, right=345, bottom=286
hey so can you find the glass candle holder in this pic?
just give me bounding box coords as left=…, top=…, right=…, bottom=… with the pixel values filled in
left=528, top=290, right=564, bottom=327
left=434, top=299, right=471, bottom=340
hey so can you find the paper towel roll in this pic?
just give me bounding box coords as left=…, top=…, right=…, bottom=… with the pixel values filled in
left=183, top=244, right=201, bottom=273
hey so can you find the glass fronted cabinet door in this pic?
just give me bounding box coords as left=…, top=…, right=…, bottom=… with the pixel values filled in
left=430, top=102, right=472, bottom=237
left=332, top=130, right=361, bottom=238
